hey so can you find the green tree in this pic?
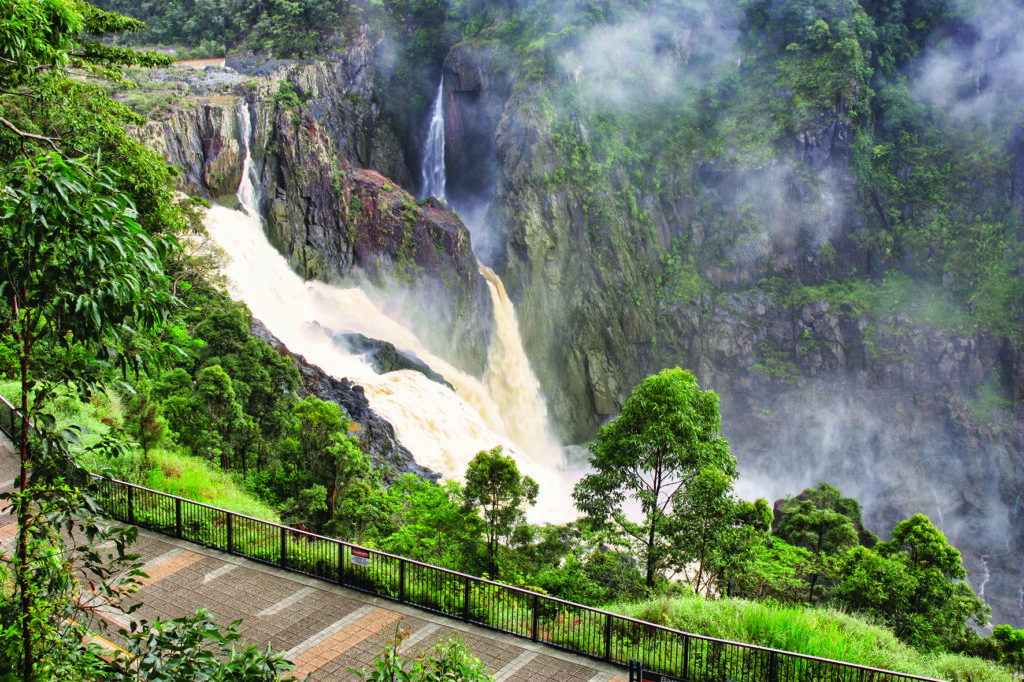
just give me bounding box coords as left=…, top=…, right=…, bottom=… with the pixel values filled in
left=0, top=3, right=293, bottom=678
left=990, top=625, right=1024, bottom=668
left=672, top=465, right=745, bottom=595
left=833, top=545, right=916, bottom=626
left=196, top=364, right=244, bottom=469
left=793, top=482, right=879, bottom=547
left=875, top=513, right=989, bottom=651
left=125, top=388, right=167, bottom=461
left=527, top=524, right=647, bottom=605
left=773, top=499, right=858, bottom=603
left=379, top=475, right=483, bottom=573
left=725, top=536, right=813, bottom=602
left=0, top=480, right=147, bottom=680
left=0, top=152, right=177, bottom=680
left=572, top=368, right=735, bottom=590
left=462, top=446, right=538, bottom=577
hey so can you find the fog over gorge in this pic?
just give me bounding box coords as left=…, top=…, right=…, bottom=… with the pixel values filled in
left=439, top=0, right=1024, bottom=628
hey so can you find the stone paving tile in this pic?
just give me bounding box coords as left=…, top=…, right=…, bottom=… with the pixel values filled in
left=505, top=652, right=600, bottom=681
left=0, top=521, right=16, bottom=540
left=138, top=548, right=207, bottom=586
left=291, top=607, right=402, bottom=679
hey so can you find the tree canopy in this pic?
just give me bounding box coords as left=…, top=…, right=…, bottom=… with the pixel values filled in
left=573, top=367, right=737, bottom=589
left=0, top=2, right=297, bottom=679
left=462, top=446, right=538, bottom=577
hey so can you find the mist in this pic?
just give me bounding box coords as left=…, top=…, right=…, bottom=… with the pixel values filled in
left=912, top=0, right=1024, bottom=133
left=559, top=1, right=739, bottom=112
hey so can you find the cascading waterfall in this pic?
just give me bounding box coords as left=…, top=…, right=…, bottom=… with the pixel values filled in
left=236, top=102, right=261, bottom=218
left=479, top=265, right=562, bottom=465
left=204, top=101, right=576, bottom=519
left=420, top=77, right=446, bottom=201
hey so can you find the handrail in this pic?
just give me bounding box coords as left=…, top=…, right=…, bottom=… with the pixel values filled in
left=0, top=394, right=27, bottom=442
left=83, top=478, right=950, bottom=681
left=0, top=394, right=968, bottom=681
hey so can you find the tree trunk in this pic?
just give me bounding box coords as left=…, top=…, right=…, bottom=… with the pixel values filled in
left=646, top=520, right=657, bottom=589
left=16, top=296, right=34, bottom=682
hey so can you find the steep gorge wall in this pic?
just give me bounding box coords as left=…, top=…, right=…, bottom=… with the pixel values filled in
left=442, top=43, right=1024, bottom=626
left=135, top=54, right=493, bottom=377
left=133, top=34, right=1024, bottom=625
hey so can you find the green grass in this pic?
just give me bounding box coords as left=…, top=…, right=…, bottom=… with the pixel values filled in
left=144, top=449, right=278, bottom=520
left=612, top=594, right=1015, bottom=681
left=0, top=380, right=121, bottom=450
left=0, top=380, right=276, bottom=521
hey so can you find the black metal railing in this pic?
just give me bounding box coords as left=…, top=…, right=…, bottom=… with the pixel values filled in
left=0, top=395, right=1005, bottom=682
left=85, top=475, right=959, bottom=682
left=0, top=394, right=23, bottom=441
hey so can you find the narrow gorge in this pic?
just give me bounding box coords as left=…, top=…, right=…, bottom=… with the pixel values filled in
left=131, top=17, right=1023, bottom=628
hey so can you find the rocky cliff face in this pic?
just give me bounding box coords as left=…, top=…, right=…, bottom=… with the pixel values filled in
left=134, top=53, right=493, bottom=377
left=140, top=101, right=245, bottom=200
left=442, top=42, right=1024, bottom=626
left=133, top=34, right=1022, bottom=625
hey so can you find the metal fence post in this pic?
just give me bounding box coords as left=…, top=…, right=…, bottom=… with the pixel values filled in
left=226, top=512, right=233, bottom=554
left=127, top=486, right=135, bottom=525
left=398, top=560, right=406, bottom=604
left=337, top=542, right=345, bottom=585
left=769, top=650, right=778, bottom=682
left=682, top=633, right=690, bottom=681
left=279, top=526, right=287, bottom=568
left=462, top=576, right=470, bottom=622
left=531, top=594, right=539, bottom=642
left=604, top=612, right=612, bottom=662
left=174, top=498, right=182, bottom=538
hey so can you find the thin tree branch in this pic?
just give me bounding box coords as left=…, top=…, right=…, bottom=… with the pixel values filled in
left=0, top=89, right=38, bottom=99
left=0, top=117, right=60, bottom=152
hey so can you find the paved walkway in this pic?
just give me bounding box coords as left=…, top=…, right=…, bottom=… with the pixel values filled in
left=0, top=436, right=627, bottom=681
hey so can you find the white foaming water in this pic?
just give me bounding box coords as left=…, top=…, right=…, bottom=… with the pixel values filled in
left=236, top=102, right=261, bottom=217
left=480, top=265, right=562, bottom=466
left=421, top=77, right=446, bottom=201
left=207, top=108, right=578, bottom=520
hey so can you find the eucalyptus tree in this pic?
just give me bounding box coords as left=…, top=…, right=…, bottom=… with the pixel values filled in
left=573, top=367, right=737, bottom=590
left=462, top=446, right=538, bottom=577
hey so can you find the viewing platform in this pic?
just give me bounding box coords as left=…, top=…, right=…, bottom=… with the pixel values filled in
left=0, top=434, right=625, bottom=681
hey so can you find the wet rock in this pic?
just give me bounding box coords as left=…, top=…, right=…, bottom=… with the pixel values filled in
left=251, top=320, right=437, bottom=482
left=333, top=332, right=453, bottom=390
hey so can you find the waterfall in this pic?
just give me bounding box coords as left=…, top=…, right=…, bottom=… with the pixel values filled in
left=236, top=101, right=261, bottom=218
left=979, top=555, right=991, bottom=601
left=480, top=265, right=562, bottom=465
left=209, top=86, right=580, bottom=519
left=420, top=77, right=446, bottom=201
left=204, top=204, right=578, bottom=522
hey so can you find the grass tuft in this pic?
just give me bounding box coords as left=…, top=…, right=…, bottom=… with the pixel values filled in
left=613, top=594, right=1015, bottom=680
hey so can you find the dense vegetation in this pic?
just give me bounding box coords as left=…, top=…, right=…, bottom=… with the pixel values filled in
left=3, top=0, right=1023, bottom=680
left=0, top=1, right=296, bottom=679
left=85, top=0, right=1024, bottom=346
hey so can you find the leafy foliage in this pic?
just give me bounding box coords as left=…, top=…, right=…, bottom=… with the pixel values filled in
left=105, top=609, right=299, bottom=681
left=352, top=620, right=492, bottom=682
left=573, top=367, right=738, bottom=590
left=462, top=446, right=537, bottom=577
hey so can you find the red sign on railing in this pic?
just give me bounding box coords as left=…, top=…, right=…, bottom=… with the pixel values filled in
left=351, top=547, right=370, bottom=567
